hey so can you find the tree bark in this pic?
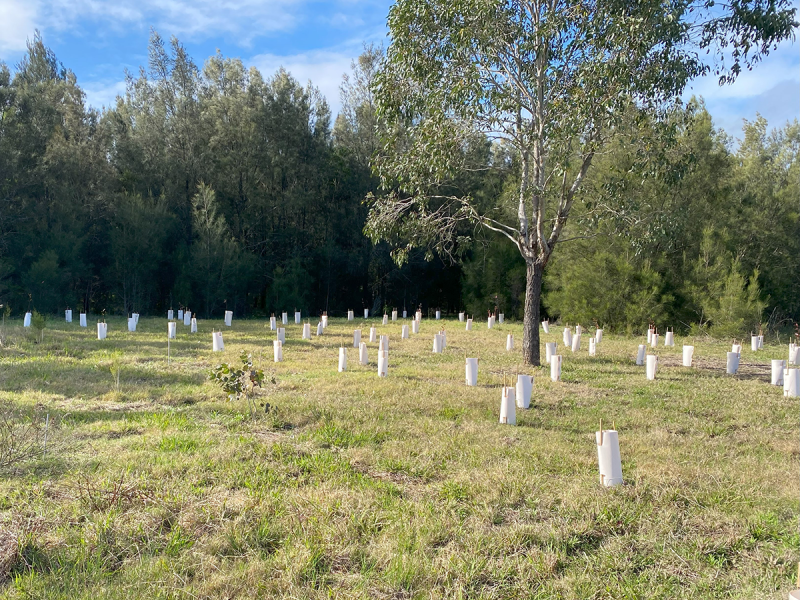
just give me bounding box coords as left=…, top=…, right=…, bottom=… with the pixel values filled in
left=522, top=260, right=544, bottom=366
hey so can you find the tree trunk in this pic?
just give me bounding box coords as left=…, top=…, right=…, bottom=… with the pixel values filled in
left=522, top=260, right=544, bottom=365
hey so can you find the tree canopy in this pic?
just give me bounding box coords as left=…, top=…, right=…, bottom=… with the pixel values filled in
left=366, top=0, right=797, bottom=363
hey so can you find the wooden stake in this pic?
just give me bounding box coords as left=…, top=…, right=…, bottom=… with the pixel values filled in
left=599, top=418, right=603, bottom=446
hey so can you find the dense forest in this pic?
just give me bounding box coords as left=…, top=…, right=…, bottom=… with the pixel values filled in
left=0, top=34, right=797, bottom=334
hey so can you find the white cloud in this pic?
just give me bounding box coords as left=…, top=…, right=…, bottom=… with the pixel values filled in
left=248, top=20, right=387, bottom=114
left=82, top=79, right=127, bottom=111
left=684, top=36, right=799, bottom=137
left=700, top=79, right=799, bottom=141
left=0, top=0, right=390, bottom=57
left=250, top=48, right=357, bottom=115
left=685, top=38, right=799, bottom=101
left=0, top=0, right=386, bottom=118
left=326, top=12, right=365, bottom=29
left=0, top=0, right=307, bottom=55
left=0, top=0, right=39, bottom=54
left=121, top=0, right=299, bottom=41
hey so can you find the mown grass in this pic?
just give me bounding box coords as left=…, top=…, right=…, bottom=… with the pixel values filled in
left=0, top=315, right=796, bottom=599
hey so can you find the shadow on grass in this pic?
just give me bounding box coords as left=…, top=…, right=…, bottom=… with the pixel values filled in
left=0, top=360, right=207, bottom=398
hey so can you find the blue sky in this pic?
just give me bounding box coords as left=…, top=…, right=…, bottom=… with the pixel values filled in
left=0, top=0, right=797, bottom=141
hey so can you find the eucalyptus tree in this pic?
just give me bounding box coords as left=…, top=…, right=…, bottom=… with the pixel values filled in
left=366, top=0, right=797, bottom=364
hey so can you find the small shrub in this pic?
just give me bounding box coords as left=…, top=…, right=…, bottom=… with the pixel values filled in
left=702, top=266, right=766, bottom=338
left=0, top=406, right=63, bottom=470
left=74, top=473, right=153, bottom=512
left=30, top=310, right=46, bottom=343
left=209, top=353, right=275, bottom=418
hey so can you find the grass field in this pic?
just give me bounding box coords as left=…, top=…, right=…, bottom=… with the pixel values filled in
left=0, top=315, right=797, bottom=599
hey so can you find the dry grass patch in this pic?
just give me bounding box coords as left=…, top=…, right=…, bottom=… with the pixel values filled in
left=0, top=317, right=796, bottom=598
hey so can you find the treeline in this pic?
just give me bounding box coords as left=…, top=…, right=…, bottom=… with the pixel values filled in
left=0, top=34, right=460, bottom=319
left=0, top=35, right=797, bottom=333
left=464, top=104, right=800, bottom=334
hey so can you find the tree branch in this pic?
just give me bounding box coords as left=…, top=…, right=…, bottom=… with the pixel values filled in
left=547, top=146, right=595, bottom=250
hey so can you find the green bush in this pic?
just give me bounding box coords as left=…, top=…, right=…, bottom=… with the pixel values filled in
left=30, top=310, right=46, bottom=343
left=209, top=353, right=274, bottom=418
left=701, top=266, right=766, bottom=338
left=544, top=247, right=672, bottom=333
left=686, top=230, right=766, bottom=337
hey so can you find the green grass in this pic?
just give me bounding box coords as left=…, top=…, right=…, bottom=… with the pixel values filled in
left=0, top=315, right=796, bottom=598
